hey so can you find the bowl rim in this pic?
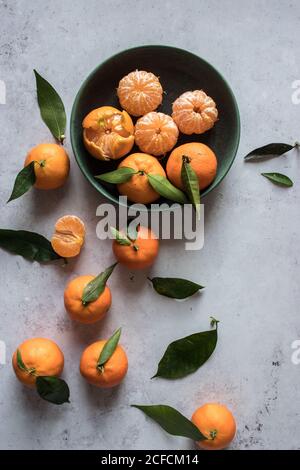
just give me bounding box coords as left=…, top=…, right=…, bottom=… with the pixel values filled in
left=70, top=44, right=241, bottom=212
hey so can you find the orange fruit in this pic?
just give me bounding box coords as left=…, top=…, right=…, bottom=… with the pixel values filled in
left=172, top=90, right=218, bottom=134
left=113, top=225, right=159, bottom=270
left=135, top=112, right=179, bottom=156
left=80, top=340, right=128, bottom=388
left=83, top=106, right=134, bottom=160
left=24, top=143, right=70, bottom=190
left=51, top=215, right=85, bottom=258
left=117, top=70, right=163, bottom=117
left=64, top=275, right=112, bottom=324
left=191, top=403, right=236, bottom=450
left=117, top=153, right=166, bottom=204
left=166, top=142, right=217, bottom=191
left=12, top=338, right=64, bottom=388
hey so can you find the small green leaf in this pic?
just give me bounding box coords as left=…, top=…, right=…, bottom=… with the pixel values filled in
left=97, top=328, right=122, bottom=369
left=81, top=263, right=117, bottom=306
left=149, top=277, right=204, bottom=299
left=147, top=174, right=188, bottom=204
left=261, top=172, right=293, bottom=187
left=17, top=349, right=28, bottom=372
left=110, top=227, right=131, bottom=246
left=34, top=70, right=66, bottom=143
left=36, top=376, right=70, bottom=405
left=7, top=162, right=36, bottom=203
left=153, top=320, right=218, bottom=379
left=244, top=143, right=294, bottom=161
left=0, top=229, right=61, bottom=262
left=132, top=404, right=206, bottom=441
left=95, top=167, right=138, bottom=184
left=181, top=156, right=200, bottom=217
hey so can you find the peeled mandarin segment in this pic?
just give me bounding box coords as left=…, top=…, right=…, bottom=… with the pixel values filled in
left=51, top=215, right=85, bottom=258
left=172, top=90, right=218, bottom=135
left=117, top=70, right=163, bottom=117
left=135, top=112, right=179, bottom=156
left=82, top=106, right=134, bottom=160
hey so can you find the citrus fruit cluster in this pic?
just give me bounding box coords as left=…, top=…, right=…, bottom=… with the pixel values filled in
left=83, top=70, right=219, bottom=205
left=6, top=69, right=236, bottom=450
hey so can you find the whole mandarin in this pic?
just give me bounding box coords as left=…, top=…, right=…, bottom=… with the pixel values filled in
left=24, top=143, right=70, bottom=190
left=80, top=340, right=128, bottom=388
left=113, top=225, right=159, bottom=270
left=191, top=403, right=236, bottom=450
left=117, top=153, right=166, bottom=204
left=64, top=275, right=112, bottom=324
left=12, top=337, right=64, bottom=388
left=166, top=142, right=217, bottom=191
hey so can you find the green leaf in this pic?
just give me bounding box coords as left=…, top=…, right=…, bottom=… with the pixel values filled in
left=110, top=227, right=131, bottom=246
left=95, top=167, right=138, bottom=184
left=153, top=320, right=218, bottom=379
left=244, top=143, right=294, bottom=161
left=97, top=328, right=122, bottom=369
left=261, top=172, right=293, bottom=187
left=149, top=277, right=204, bottom=299
left=7, top=162, right=36, bottom=203
left=34, top=70, right=66, bottom=143
left=0, top=229, right=61, bottom=262
left=181, top=156, right=200, bottom=217
left=36, top=376, right=70, bottom=405
left=132, top=404, right=206, bottom=441
left=81, top=263, right=117, bottom=306
left=147, top=174, right=188, bottom=204
left=17, top=349, right=28, bottom=372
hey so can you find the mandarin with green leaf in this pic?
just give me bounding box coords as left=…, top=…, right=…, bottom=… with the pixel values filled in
left=112, top=225, right=159, bottom=270
left=24, top=143, right=70, bottom=190
left=64, top=275, right=112, bottom=324
left=80, top=338, right=128, bottom=388
left=12, top=338, right=64, bottom=388
left=166, top=142, right=217, bottom=191
left=191, top=403, right=236, bottom=450
left=117, top=153, right=166, bottom=204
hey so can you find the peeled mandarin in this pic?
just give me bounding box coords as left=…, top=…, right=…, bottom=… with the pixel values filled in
left=51, top=215, right=85, bottom=258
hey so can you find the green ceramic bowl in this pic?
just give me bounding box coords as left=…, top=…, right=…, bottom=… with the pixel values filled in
left=70, top=45, right=240, bottom=211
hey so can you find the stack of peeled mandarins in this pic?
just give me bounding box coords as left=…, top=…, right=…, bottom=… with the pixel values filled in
left=82, top=70, right=219, bottom=205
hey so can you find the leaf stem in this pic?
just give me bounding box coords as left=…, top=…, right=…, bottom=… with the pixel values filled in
left=182, top=154, right=191, bottom=164
left=97, top=364, right=105, bottom=374
left=210, top=317, right=220, bottom=328
left=210, top=429, right=218, bottom=440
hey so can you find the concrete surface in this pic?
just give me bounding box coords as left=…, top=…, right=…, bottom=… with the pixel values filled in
left=0, top=0, right=300, bottom=450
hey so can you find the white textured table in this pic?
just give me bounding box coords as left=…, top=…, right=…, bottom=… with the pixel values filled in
left=0, top=0, right=300, bottom=450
